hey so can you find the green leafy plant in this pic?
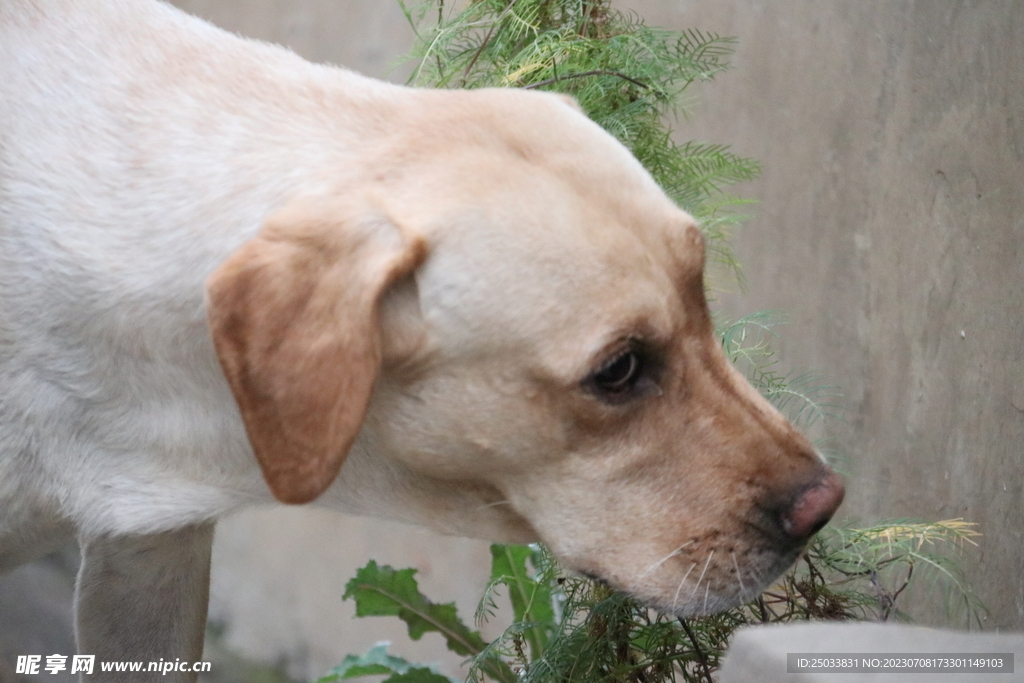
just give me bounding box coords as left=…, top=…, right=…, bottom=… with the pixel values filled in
left=325, top=519, right=982, bottom=683
left=320, top=1, right=985, bottom=682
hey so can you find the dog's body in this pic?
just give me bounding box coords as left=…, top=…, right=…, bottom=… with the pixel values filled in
left=0, top=1, right=843, bottom=680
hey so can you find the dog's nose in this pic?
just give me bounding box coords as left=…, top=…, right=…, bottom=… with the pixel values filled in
left=781, top=470, right=845, bottom=540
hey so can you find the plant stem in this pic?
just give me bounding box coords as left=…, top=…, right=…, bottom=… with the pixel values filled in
left=522, top=69, right=650, bottom=91
left=678, top=618, right=713, bottom=683
left=460, top=0, right=521, bottom=86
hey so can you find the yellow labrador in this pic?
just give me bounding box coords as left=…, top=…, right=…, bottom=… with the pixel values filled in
left=0, top=0, right=843, bottom=680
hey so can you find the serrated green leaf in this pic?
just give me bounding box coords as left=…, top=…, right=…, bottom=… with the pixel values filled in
left=489, top=544, right=555, bottom=659
left=490, top=545, right=533, bottom=621
left=343, top=561, right=487, bottom=657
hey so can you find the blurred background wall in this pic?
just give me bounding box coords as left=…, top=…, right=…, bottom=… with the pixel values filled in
left=2, top=2, right=1020, bottom=682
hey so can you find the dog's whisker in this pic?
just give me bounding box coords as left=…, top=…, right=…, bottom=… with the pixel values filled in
left=671, top=562, right=697, bottom=610
left=687, top=549, right=715, bottom=604
left=639, top=540, right=695, bottom=578
left=703, top=583, right=711, bottom=613
left=731, top=550, right=747, bottom=597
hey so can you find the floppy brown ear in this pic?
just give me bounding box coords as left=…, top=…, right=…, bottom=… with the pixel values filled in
left=206, top=198, right=427, bottom=504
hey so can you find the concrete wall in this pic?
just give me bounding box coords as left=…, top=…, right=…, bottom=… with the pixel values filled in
left=170, top=0, right=416, bottom=77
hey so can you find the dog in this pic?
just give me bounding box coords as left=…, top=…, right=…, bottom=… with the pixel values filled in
left=0, top=1, right=844, bottom=680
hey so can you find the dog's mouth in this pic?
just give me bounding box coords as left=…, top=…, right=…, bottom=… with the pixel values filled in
left=580, top=560, right=796, bottom=618
left=556, top=527, right=810, bottom=619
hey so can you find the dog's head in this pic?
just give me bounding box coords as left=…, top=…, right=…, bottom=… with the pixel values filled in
left=206, top=88, right=843, bottom=617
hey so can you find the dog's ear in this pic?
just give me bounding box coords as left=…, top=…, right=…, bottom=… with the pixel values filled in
left=205, top=198, right=427, bottom=504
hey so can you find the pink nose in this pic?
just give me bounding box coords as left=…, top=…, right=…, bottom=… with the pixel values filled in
left=781, top=470, right=845, bottom=539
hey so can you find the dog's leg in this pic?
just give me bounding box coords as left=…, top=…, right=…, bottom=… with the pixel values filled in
left=75, top=523, right=214, bottom=683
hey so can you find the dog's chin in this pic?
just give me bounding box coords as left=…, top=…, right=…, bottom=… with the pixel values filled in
left=575, top=545, right=806, bottom=619
left=593, top=579, right=754, bottom=619
left=608, top=579, right=761, bottom=620
left=641, top=584, right=764, bottom=619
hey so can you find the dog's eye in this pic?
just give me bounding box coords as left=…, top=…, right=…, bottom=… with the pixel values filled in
left=583, top=341, right=663, bottom=405
left=592, top=350, right=642, bottom=395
